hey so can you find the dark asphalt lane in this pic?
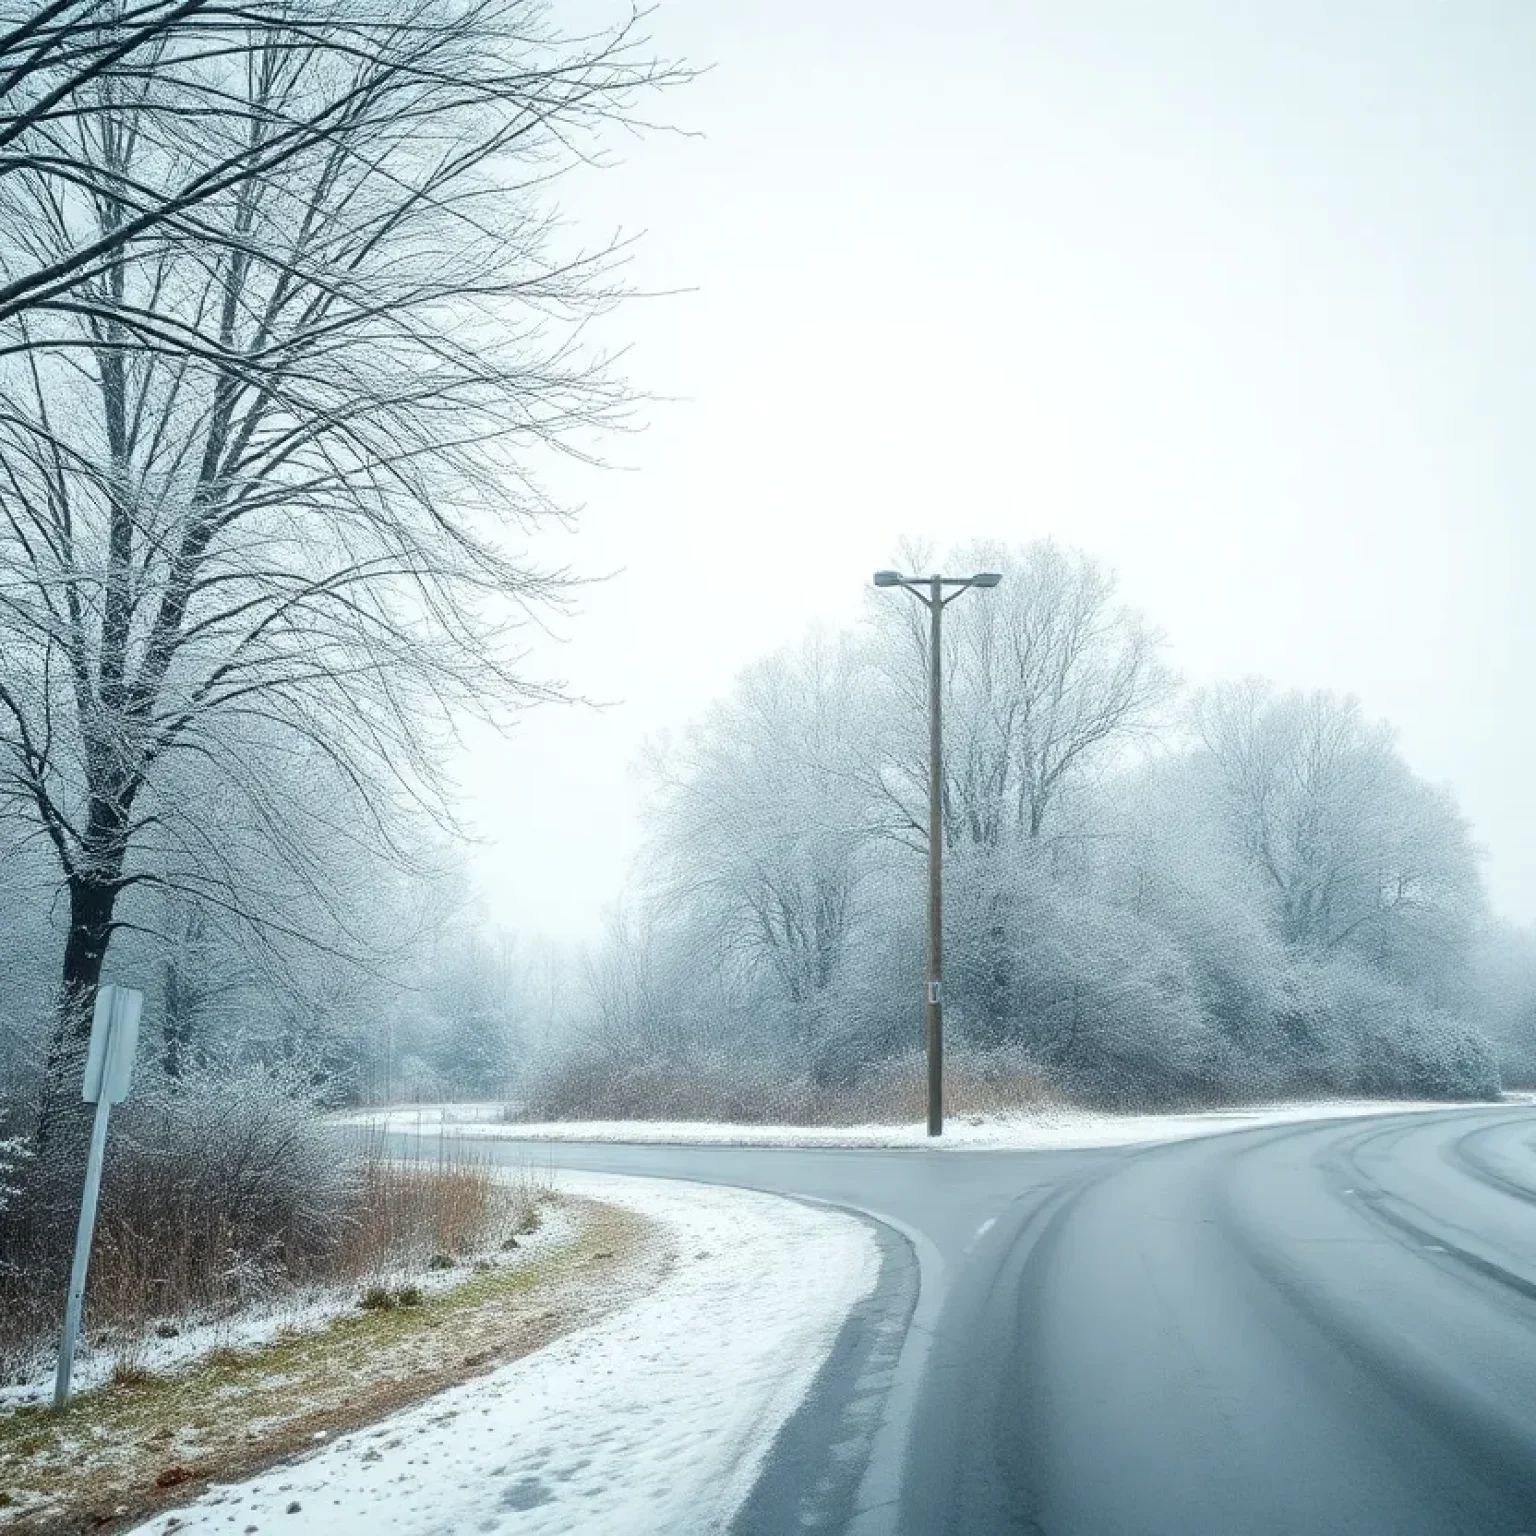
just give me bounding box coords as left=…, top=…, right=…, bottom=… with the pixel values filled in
left=393, top=1108, right=1536, bottom=1535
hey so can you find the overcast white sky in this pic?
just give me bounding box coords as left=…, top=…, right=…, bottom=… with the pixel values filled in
left=453, top=0, right=1536, bottom=941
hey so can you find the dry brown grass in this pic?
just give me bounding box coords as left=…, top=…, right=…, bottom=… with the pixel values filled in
left=519, top=1045, right=1062, bottom=1127
left=0, top=1130, right=538, bottom=1387
left=332, top=1135, right=531, bottom=1275
left=806, top=1050, right=1061, bottom=1124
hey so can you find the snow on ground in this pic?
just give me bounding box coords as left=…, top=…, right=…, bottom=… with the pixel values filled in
left=128, top=1172, right=880, bottom=1536
left=348, top=1095, right=1530, bottom=1153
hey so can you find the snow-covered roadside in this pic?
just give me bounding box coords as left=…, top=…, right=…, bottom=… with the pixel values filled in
left=128, top=1173, right=881, bottom=1536
left=0, top=1179, right=569, bottom=1409
left=347, top=1094, right=1533, bottom=1153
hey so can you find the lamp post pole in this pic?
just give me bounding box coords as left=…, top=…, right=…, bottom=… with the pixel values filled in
left=925, top=576, right=944, bottom=1138
left=873, top=568, right=1003, bottom=1137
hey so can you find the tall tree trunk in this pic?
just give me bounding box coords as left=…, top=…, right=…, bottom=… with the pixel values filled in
left=38, top=876, right=115, bottom=1130
left=22, top=875, right=117, bottom=1288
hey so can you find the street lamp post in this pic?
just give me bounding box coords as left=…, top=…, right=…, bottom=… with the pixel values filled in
left=873, top=568, right=1002, bottom=1137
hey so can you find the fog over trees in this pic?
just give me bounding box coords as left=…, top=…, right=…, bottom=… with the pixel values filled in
left=0, top=3, right=1531, bottom=1203
left=10, top=4, right=1535, bottom=1450
left=5, top=528, right=1533, bottom=1144
left=540, top=540, right=1517, bottom=1118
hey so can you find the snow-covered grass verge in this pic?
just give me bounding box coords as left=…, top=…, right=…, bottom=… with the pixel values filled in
left=0, top=1153, right=549, bottom=1405
left=1, top=1098, right=539, bottom=1388
left=0, top=1184, right=565, bottom=1411
left=0, top=1185, right=640, bottom=1530
left=125, top=1173, right=880, bottom=1536
left=348, top=1094, right=1534, bottom=1152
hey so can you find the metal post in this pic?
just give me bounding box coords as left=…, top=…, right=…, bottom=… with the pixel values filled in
left=53, top=1093, right=113, bottom=1410
left=872, top=567, right=1000, bottom=1140
left=926, top=577, right=944, bottom=1138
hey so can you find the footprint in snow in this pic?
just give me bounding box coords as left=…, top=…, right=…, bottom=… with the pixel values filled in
left=499, top=1477, right=554, bottom=1512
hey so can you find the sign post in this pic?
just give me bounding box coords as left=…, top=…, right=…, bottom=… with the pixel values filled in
left=53, top=984, right=142, bottom=1411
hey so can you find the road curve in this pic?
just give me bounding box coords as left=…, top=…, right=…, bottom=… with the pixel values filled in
left=396, top=1106, right=1536, bottom=1535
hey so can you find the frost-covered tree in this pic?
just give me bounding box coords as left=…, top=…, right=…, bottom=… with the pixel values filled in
left=0, top=0, right=679, bottom=1212
left=944, top=840, right=1220, bottom=1107
left=535, top=548, right=1502, bottom=1119
left=1194, top=683, right=1482, bottom=997
left=422, top=933, right=524, bottom=1099
left=0, top=827, right=60, bottom=1116
left=647, top=632, right=881, bottom=1045
left=869, top=540, right=1174, bottom=851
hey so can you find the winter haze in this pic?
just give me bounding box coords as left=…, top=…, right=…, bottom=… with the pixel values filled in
left=459, top=0, right=1536, bottom=941
left=7, top=4, right=1536, bottom=1528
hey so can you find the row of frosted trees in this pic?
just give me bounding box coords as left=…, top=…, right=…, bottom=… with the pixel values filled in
left=556, top=540, right=1527, bottom=1115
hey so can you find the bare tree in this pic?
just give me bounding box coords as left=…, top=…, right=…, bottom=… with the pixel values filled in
left=0, top=0, right=661, bottom=336
left=1194, top=682, right=1482, bottom=987
left=576, top=904, right=686, bottom=1064
left=645, top=632, right=878, bottom=1041
left=421, top=931, right=525, bottom=1098
left=869, top=539, right=1174, bottom=851
left=1, top=0, right=223, bottom=327
left=125, top=735, right=445, bottom=1087
left=0, top=0, right=680, bottom=1210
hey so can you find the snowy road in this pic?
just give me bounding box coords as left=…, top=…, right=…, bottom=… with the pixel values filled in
left=412, top=1104, right=1536, bottom=1535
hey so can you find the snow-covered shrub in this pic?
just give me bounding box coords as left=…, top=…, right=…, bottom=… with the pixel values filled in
left=1273, top=956, right=1499, bottom=1101
left=944, top=848, right=1224, bottom=1111
left=102, top=1062, right=358, bottom=1309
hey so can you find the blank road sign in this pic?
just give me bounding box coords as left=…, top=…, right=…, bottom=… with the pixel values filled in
left=81, top=984, right=143, bottom=1105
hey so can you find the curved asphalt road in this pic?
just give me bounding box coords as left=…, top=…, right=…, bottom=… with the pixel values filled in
left=397, top=1107, right=1536, bottom=1535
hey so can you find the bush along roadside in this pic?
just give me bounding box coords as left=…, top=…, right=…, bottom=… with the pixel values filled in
left=0, top=1065, right=545, bottom=1390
